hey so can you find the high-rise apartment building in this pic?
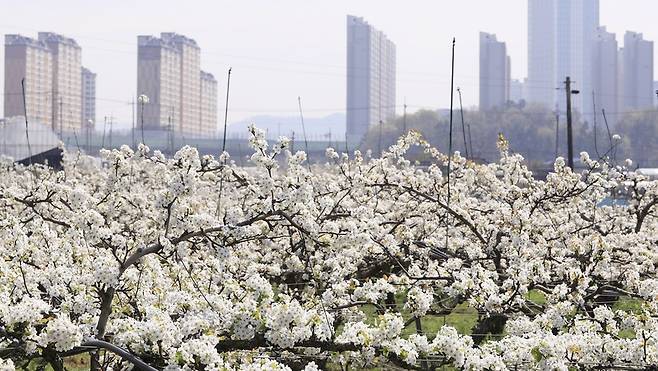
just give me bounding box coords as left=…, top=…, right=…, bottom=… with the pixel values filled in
left=510, top=78, right=526, bottom=104
left=137, top=33, right=213, bottom=138
left=4, top=34, right=53, bottom=127
left=81, top=67, right=96, bottom=126
left=4, top=33, right=85, bottom=133
left=137, top=34, right=182, bottom=133
left=479, top=32, right=510, bottom=110
left=163, top=33, right=201, bottom=135
left=346, top=15, right=396, bottom=146
left=557, top=0, right=599, bottom=116
left=620, top=31, right=654, bottom=110
left=527, top=0, right=599, bottom=117
left=200, top=71, right=218, bottom=137
left=591, top=27, right=618, bottom=126
left=38, top=32, right=82, bottom=133
left=527, top=0, right=557, bottom=108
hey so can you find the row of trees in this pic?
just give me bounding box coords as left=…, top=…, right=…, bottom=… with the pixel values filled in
left=361, top=104, right=658, bottom=168
left=0, top=126, right=656, bottom=370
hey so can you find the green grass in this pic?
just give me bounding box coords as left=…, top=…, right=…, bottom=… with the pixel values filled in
left=613, top=296, right=645, bottom=339
left=18, top=294, right=643, bottom=370
left=526, top=289, right=546, bottom=305
left=16, top=355, right=88, bottom=371
left=613, top=296, right=644, bottom=314
left=348, top=292, right=478, bottom=340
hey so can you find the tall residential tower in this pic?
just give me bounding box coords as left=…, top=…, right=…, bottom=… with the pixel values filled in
left=527, top=0, right=556, bottom=108
left=137, top=32, right=216, bottom=138
left=591, top=27, right=618, bottom=126
left=346, top=15, right=396, bottom=146
left=200, top=71, right=218, bottom=137
left=479, top=32, right=510, bottom=110
left=527, top=0, right=600, bottom=117
left=81, top=67, right=96, bottom=126
left=38, top=32, right=82, bottom=133
left=620, top=31, right=654, bottom=110
left=4, top=34, right=53, bottom=127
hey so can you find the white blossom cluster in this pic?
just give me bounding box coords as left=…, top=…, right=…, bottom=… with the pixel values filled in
left=0, top=128, right=655, bottom=370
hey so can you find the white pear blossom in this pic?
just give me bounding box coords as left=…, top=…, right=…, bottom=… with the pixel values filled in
left=0, top=128, right=655, bottom=370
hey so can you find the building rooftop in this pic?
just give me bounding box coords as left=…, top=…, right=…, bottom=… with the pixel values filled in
left=161, top=32, right=199, bottom=48
left=347, top=15, right=368, bottom=25
left=37, top=32, right=81, bottom=49
left=346, top=15, right=394, bottom=45
left=201, top=71, right=216, bottom=81
left=82, top=66, right=96, bottom=76
left=138, top=32, right=199, bottom=51
left=480, top=32, right=501, bottom=42
left=4, top=34, right=50, bottom=51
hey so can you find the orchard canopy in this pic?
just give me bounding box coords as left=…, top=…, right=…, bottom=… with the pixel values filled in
left=0, top=126, right=657, bottom=370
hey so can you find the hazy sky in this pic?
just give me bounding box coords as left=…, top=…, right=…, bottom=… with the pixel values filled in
left=1, top=0, right=655, bottom=129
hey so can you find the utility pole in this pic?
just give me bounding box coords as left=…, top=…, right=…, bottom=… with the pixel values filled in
left=59, top=97, right=63, bottom=137
left=555, top=109, right=560, bottom=159
left=109, top=115, right=114, bottom=149
left=131, top=97, right=135, bottom=149
left=21, top=79, right=32, bottom=161
left=378, top=120, right=383, bottom=155
left=168, top=106, right=174, bottom=155
left=564, top=76, right=579, bottom=169
left=457, top=87, right=469, bottom=159
left=221, top=67, right=232, bottom=154
left=402, top=98, right=407, bottom=134
left=297, top=96, right=310, bottom=169
left=592, top=91, right=599, bottom=157
left=102, top=116, right=107, bottom=149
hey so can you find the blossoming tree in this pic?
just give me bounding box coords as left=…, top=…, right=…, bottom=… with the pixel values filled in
left=0, top=126, right=656, bottom=370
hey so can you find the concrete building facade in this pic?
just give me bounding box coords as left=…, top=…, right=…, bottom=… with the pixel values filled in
left=162, top=33, right=201, bottom=135
left=556, top=0, right=599, bottom=117
left=620, top=31, right=654, bottom=111
left=38, top=32, right=82, bottom=133
left=200, top=71, right=218, bottom=137
left=137, top=35, right=181, bottom=133
left=137, top=33, right=213, bottom=138
left=527, top=0, right=557, bottom=108
left=346, top=15, right=396, bottom=146
left=81, top=67, right=96, bottom=127
left=4, top=34, right=53, bottom=127
left=4, top=32, right=86, bottom=133
left=591, top=26, right=618, bottom=126
left=479, top=32, right=510, bottom=110
left=510, top=78, right=526, bottom=104
left=527, top=0, right=600, bottom=118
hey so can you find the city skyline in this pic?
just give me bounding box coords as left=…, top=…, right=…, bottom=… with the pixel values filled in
left=1, top=0, right=657, bottom=131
